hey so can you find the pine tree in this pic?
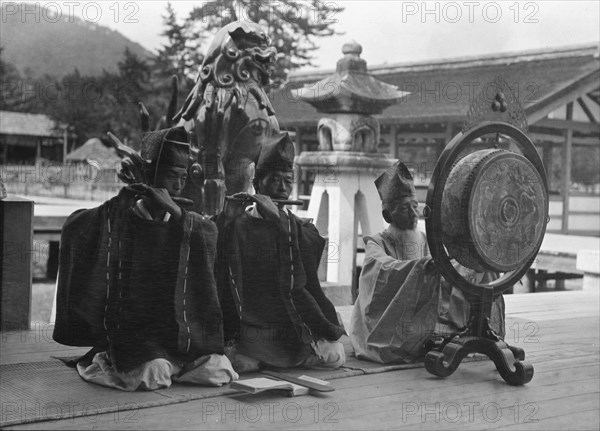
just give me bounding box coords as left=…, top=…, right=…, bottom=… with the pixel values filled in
left=46, top=69, right=103, bottom=148
left=0, top=46, right=26, bottom=111
left=154, top=3, right=204, bottom=85
left=104, top=48, right=153, bottom=148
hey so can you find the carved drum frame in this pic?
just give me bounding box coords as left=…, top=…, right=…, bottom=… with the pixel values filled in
left=425, top=121, right=549, bottom=298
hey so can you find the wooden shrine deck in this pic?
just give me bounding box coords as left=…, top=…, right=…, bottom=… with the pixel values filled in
left=1, top=288, right=598, bottom=430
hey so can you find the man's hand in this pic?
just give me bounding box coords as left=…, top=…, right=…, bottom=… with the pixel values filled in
left=144, top=187, right=183, bottom=222
left=223, top=192, right=252, bottom=219
left=252, top=194, right=280, bottom=221
left=222, top=193, right=280, bottom=221
left=129, top=184, right=183, bottom=222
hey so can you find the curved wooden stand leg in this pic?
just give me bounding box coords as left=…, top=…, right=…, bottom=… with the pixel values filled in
left=486, top=341, right=534, bottom=385
left=424, top=336, right=534, bottom=385
left=508, top=345, right=526, bottom=361
left=424, top=340, right=470, bottom=378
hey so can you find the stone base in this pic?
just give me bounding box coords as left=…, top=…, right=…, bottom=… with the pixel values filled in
left=297, top=151, right=397, bottom=287
left=321, top=281, right=353, bottom=306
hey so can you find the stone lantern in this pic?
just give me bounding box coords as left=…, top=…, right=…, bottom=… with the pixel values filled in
left=293, top=41, right=408, bottom=293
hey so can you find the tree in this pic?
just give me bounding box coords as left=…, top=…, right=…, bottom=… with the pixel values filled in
left=1, top=51, right=59, bottom=114
left=150, top=3, right=205, bottom=129
left=101, top=48, right=153, bottom=147
left=0, top=46, right=23, bottom=110
left=45, top=68, right=109, bottom=148
left=118, top=47, right=151, bottom=87
left=187, top=0, right=344, bottom=86
left=154, top=3, right=205, bottom=85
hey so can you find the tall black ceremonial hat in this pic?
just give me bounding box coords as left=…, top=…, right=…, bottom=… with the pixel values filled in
left=255, top=132, right=295, bottom=177
left=375, top=161, right=416, bottom=204
left=141, top=126, right=190, bottom=169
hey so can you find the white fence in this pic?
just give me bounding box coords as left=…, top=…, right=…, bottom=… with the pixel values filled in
left=1, top=163, right=123, bottom=202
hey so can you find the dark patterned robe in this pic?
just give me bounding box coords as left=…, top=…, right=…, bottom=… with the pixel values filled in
left=53, top=189, right=224, bottom=372
left=216, top=207, right=345, bottom=368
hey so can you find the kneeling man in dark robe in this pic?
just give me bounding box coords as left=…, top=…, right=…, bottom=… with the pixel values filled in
left=216, top=132, right=346, bottom=371
left=53, top=127, right=237, bottom=390
left=350, top=161, right=505, bottom=364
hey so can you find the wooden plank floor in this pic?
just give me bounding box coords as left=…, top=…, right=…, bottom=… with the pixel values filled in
left=2, top=289, right=598, bottom=430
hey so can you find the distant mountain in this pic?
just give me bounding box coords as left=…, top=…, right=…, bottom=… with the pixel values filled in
left=0, top=2, right=153, bottom=78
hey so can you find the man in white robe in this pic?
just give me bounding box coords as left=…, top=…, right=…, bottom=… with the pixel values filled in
left=350, top=162, right=505, bottom=364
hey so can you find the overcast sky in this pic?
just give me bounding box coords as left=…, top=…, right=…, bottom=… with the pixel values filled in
left=36, top=0, right=600, bottom=70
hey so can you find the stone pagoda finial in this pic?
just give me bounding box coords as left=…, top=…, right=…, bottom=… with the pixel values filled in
left=337, top=41, right=367, bottom=74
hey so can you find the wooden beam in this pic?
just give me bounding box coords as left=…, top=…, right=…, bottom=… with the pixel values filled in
left=587, top=90, right=600, bottom=106
left=562, top=102, right=573, bottom=234
left=526, top=72, right=600, bottom=124
left=533, top=118, right=600, bottom=135
left=530, top=132, right=600, bottom=146
left=577, top=97, right=598, bottom=123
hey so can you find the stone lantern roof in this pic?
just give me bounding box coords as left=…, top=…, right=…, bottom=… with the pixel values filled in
left=292, top=41, right=409, bottom=115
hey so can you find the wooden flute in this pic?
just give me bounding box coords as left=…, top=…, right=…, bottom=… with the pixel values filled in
left=225, top=196, right=304, bottom=206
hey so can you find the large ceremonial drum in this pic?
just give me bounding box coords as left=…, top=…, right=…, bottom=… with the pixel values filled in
left=441, top=148, right=548, bottom=273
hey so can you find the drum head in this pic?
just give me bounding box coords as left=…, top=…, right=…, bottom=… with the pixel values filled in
left=442, top=149, right=547, bottom=272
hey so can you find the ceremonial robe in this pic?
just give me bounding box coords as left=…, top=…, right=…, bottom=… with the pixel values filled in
left=217, top=207, right=345, bottom=368
left=53, top=189, right=224, bottom=372
left=350, top=225, right=505, bottom=364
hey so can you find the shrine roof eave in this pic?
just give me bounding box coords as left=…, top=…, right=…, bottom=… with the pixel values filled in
left=291, top=72, right=408, bottom=111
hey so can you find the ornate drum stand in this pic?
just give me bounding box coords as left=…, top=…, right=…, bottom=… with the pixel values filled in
left=424, top=121, right=549, bottom=385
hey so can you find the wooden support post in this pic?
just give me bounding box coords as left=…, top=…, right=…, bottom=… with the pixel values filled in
left=389, top=124, right=397, bottom=158
left=63, top=128, right=68, bottom=162
left=1, top=197, right=34, bottom=331
left=35, top=139, right=41, bottom=163
left=2, top=141, right=7, bottom=164
left=444, top=122, right=454, bottom=146
left=562, top=102, right=573, bottom=234
left=542, top=142, right=553, bottom=178
left=443, top=122, right=455, bottom=161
